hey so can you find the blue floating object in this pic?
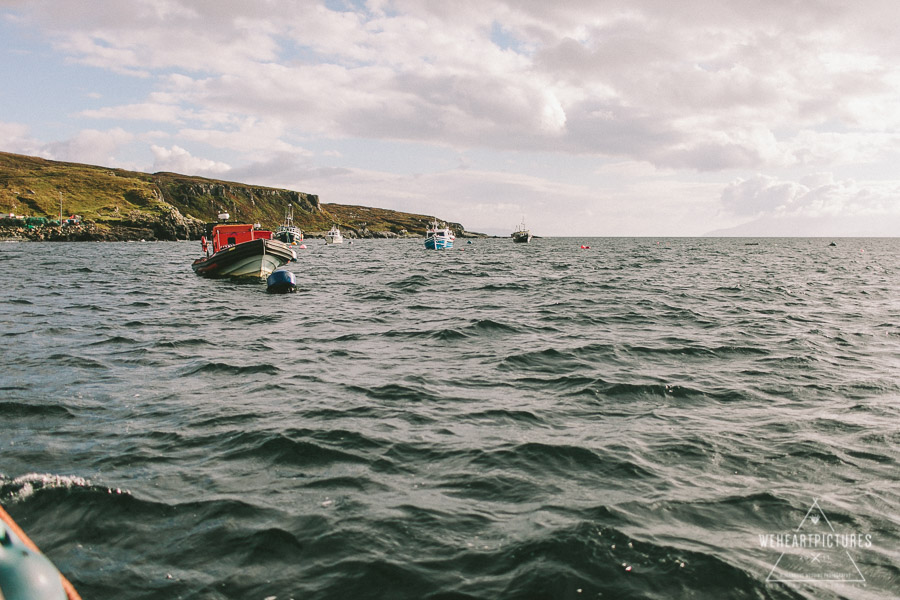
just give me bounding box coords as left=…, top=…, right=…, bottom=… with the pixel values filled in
left=0, top=524, right=66, bottom=600
left=266, top=269, right=296, bottom=293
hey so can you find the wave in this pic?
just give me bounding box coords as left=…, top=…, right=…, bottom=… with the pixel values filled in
left=499, top=348, right=584, bottom=373
left=46, top=353, right=108, bottom=369
left=0, top=401, right=74, bottom=419
left=222, top=434, right=369, bottom=467
left=455, top=442, right=659, bottom=483
left=343, top=382, right=444, bottom=403
left=179, top=361, right=281, bottom=376
left=86, top=335, right=139, bottom=347
left=386, top=274, right=430, bottom=292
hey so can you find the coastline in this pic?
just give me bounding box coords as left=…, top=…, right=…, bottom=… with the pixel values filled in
left=0, top=224, right=483, bottom=242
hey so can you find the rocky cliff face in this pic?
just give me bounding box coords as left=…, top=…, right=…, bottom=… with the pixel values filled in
left=154, top=173, right=322, bottom=229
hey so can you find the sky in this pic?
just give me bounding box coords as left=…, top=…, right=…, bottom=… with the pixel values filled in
left=3, top=0, right=900, bottom=236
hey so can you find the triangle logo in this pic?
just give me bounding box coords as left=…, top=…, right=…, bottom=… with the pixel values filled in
left=765, top=498, right=866, bottom=583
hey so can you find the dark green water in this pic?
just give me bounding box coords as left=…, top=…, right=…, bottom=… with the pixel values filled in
left=1, top=238, right=898, bottom=599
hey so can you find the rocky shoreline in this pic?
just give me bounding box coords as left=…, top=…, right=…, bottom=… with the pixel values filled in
left=0, top=196, right=483, bottom=242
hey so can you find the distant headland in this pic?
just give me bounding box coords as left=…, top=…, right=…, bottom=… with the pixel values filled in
left=0, top=151, right=482, bottom=241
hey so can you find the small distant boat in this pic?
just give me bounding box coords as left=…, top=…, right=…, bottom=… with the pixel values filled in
left=511, top=218, right=532, bottom=243
left=192, top=215, right=296, bottom=279
left=325, top=225, right=343, bottom=244
left=424, top=219, right=454, bottom=250
left=273, top=204, right=303, bottom=245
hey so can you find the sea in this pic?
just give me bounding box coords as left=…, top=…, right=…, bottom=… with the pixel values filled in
left=1, top=237, right=897, bottom=600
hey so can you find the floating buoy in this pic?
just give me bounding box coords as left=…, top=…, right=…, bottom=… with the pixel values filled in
left=266, top=269, right=296, bottom=293
left=0, top=524, right=67, bottom=600
left=0, top=506, right=76, bottom=600
left=299, top=244, right=307, bottom=249
left=580, top=245, right=590, bottom=249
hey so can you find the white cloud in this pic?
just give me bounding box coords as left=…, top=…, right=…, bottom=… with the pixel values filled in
left=176, top=117, right=311, bottom=158
left=721, top=173, right=900, bottom=219
left=80, top=102, right=184, bottom=123
left=14, top=0, right=900, bottom=171
left=0, top=121, right=42, bottom=156
left=150, top=144, right=231, bottom=175
left=40, top=128, right=134, bottom=166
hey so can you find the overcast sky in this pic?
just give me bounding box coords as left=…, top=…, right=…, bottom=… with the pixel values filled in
left=3, top=0, right=900, bottom=236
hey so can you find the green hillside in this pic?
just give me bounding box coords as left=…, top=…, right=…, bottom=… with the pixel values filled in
left=0, top=151, right=478, bottom=239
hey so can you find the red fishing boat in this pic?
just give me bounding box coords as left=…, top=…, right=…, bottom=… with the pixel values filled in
left=192, top=218, right=296, bottom=279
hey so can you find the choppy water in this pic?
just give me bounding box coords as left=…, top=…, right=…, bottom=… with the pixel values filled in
left=1, top=237, right=898, bottom=600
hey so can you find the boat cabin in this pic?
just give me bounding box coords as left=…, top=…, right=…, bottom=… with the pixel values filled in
left=208, top=223, right=273, bottom=253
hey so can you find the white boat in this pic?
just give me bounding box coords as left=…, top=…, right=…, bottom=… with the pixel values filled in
left=274, top=204, right=303, bottom=245
left=325, top=225, right=343, bottom=244
left=424, top=219, right=454, bottom=250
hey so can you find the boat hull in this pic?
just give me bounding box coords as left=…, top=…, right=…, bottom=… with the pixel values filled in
left=274, top=227, right=302, bottom=245
left=192, top=238, right=295, bottom=279
left=425, top=235, right=453, bottom=250
left=512, top=231, right=532, bottom=243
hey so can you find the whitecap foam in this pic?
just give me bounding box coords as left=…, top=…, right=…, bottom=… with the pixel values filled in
left=1, top=472, right=111, bottom=502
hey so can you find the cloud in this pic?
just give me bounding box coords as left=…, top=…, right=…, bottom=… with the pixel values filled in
left=721, top=173, right=900, bottom=220
left=722, top=175, right=807, bottom=216
left=0, top=121, right=42, bottom=155
left=176, top=118, right=312, bottom=158
left=224, top=152, right=351, bottom=188
left=150, top=144, right=230, bottom=175
left=80, top=102, right=184, bottom=123
left=40, top=128, right=134, bottom=166
left=10, top=0, right=900, bottom=174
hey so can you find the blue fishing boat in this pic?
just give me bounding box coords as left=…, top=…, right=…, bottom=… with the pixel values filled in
left=424, top=219, right=454, bottom=250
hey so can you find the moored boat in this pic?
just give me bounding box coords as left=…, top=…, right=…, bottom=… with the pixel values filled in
left=325, top=225, right=343, bottom=244
left=512, top=218, right=532, bottom=243
left=192, top=218, right=296, bottom=279
left=273, top=204, right=303, bottom=245
left=425, top=219, right=454, bottom=250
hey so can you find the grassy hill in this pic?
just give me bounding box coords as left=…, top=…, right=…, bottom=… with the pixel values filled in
left=0, top=151, right=477, bottom=238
